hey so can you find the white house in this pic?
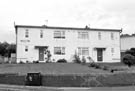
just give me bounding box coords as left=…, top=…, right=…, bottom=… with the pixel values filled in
left=15, top=25, right=122, bottom=63
left=120, top=35, right=135, bottom=57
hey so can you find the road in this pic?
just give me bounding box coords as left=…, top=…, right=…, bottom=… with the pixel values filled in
left=0, top=84, right=135, bottom=91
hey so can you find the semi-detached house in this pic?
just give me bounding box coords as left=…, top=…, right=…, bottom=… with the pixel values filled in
left=15, top=25, right=122, bottom=63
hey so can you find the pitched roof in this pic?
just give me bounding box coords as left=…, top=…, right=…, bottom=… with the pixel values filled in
left=15, top=25, right=122, bottom=32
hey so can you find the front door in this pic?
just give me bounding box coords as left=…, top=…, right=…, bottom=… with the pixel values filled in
left=39, top=48, right=44, bottom=61
left=97, top=49, right=103, bottom=61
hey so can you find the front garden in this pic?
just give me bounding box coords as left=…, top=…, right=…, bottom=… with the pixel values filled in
left=0, top=47, right=135, bottom=87
left=0, top=62, right=135, bottom=87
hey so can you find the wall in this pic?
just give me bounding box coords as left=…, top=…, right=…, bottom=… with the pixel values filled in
left=0, top=73, right=135, bottom=87
left=121, top=36, right=135, bottom=52
left=16, top=27, right=120, bottom=63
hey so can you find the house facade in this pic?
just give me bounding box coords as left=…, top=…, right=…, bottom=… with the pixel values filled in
left=15, top=25, right=122, bottom=63
left=120, top=35, right=135, bottom=57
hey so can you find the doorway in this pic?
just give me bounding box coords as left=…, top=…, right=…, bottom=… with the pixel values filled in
left=39, top=48, right=44, bottom=61
left=97, top=48, right=103, bottom=62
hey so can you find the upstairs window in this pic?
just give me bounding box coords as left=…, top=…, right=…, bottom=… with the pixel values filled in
left=25, top=29, right=29, bottom=38
left=40, top=30, right=43, bottom=38
left=78, top=47, right=89, bottom=55
left=98, top=32, right=101, bottom=40
left=78, top=32, right=89, bottom=39
left=54, top=31, right=65, bottom=39
left=54, top=47, right=65, bottom=55
left=111, top=32, right=114, bottom=40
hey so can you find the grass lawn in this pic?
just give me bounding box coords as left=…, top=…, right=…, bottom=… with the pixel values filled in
left=0, top=63, right=109, bottom=75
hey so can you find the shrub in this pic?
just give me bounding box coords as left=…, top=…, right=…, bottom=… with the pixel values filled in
left=89, top=62, right=101, bottom=69
left=19, top=61, right=25, bottom=64
left=95, top=64, right=101, bottom=69
left=122, top=54, right=135, bottom=67
left=82, top=56, right=86, bottom=64
left=102, top=65, right=109, bottom=70
left=57, top=59, right=67, bottom=63
left=72, top=54, right=81, bottom=63
left=89, top=62, right=96, bottom=67
left=33, top=60, right=39, bottom=63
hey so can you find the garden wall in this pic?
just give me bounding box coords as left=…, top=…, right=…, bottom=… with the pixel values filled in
left=0, top=73, right=135, bottom=87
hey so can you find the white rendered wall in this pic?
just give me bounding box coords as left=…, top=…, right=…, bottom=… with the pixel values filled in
left=16, top=27, right=120, bottom=63
left=121, top=36, right=135, bottom=52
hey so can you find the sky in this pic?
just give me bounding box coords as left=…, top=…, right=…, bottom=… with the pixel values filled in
left=0, top=0, right=135, bottom=43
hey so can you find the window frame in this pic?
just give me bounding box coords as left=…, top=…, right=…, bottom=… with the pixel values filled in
left=54, top=47, right=65, bottom=55
left=25, top=46, right=28, bottom=52
left=54, top=31, right=65, bottom=39
left=78, top=32, right=89, bottom=39
left=40, top=30, right=43, bottom=38
left=111, top=48, right=114, bottom=55
left=111, top=32, right=114, bottom=40
left=25, top=29, right=29, bottom=38
left=78, top=47, right=89, bottom=55
left=98, top=32, right=101, bottom=40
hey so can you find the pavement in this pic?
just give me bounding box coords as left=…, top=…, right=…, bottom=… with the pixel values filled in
left=0, top=84, right=135, bottom=91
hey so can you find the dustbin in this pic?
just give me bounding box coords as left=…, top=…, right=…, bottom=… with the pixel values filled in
left=25, top=72, right=42, bottom=86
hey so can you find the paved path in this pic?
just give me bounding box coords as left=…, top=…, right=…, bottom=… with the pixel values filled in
left=0, top=84, right=135, bottom=91
left=60, top=87, right=135, bottom=91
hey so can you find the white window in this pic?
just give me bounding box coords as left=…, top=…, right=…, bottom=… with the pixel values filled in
left=78, top=47, right=89, bottom=55
left=78, top=32, right=89, bottom=39
left=25, top=29, right=29, bottom=38
left=111, top=32, right=114, bottom=40
left=40, top=30, right=43, bottom=38
left=54, top=31, right=65, bottom=38
left=98, top=32, right=101, bottom=40
left=25, top=46, right=28, bottom=52
left=54, top=47, right=65, bottom=55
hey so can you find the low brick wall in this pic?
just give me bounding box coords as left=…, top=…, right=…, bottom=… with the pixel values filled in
left=0, top=73, right=135, bottom=87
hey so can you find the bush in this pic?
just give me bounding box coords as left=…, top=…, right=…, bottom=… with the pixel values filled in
left=89, top=62, right=96, bottom=67
left=57, top=59, right=67, bottom=63
left=89, top=62, right=101, bottom=69
left=95, top=64, right=101, bottom=69
left=102, top=66, right=109, bottom=70
left=72, top=54, right=81, bottom=63
left=122, top=54, right=135, bottom=67
left=33, top=60, right=39, bottom=63
left=19, top=61, right=25, bottom=64
left=82, top=56, right=86, bottom=64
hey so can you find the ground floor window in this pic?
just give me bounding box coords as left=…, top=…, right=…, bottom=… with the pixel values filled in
left=25, top=46, right=28, bottom=52
left=78, top=47, right=89, bottom=55
left=111, top=48, right=114, bottom=55
left=54, top=47, right=65, bottom=55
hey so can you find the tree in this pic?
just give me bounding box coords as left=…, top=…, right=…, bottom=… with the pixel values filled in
left=72, top=52, right=81, bottom=63
left=122, top=54, right=135, bottom=67
left=0, top=42, right=16, bottom=57
left=7, top=43, right=16, bottom=57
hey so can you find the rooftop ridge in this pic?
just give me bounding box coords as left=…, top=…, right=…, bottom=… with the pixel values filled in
left=15, top=25, right=122, bottom=32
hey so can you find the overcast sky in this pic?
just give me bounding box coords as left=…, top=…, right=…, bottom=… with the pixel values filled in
left=0, top=0, right=135, bottom=43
